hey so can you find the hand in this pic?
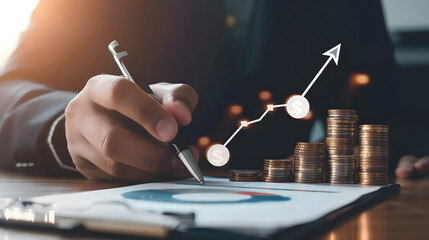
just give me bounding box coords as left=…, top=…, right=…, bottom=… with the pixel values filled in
left=65, top=74, right=199, bottom=181
left=395, top=155, right=429, bottom=179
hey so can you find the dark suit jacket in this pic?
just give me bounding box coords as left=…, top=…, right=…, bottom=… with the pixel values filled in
left=0, top=0, right=395, bottom=174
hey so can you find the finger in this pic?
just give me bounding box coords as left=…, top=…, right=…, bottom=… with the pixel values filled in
left=88, top=75, right=178, bottom=142
left=78, top=105, right=181, bottom=173
left=395, top=155, right=418, bottom=179
left=67, top=130, right=117, bottom=180
left=72, top=156, right=116, bottom=181
left=414, top=156, right=429, bottom=176
left=72, top=134, right=172, bottom=181
left=151, top=83, right=198, bottom=125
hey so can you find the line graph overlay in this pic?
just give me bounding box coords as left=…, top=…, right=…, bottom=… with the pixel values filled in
left=207, top=43, right=341, bottom=167
left=224, top=104, right=287, bottom=147
left=222, top=43, right=341, bottom=147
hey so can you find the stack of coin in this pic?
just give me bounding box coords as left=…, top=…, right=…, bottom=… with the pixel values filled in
left=358, top=125, right=389, bottom=185
left=229, top=170, right=260, bottom=182
left=326, top=109, right=358, bottom=184
left=294, top=142, right=326, bottom=183
left=263, top=159, right=293, bottom=182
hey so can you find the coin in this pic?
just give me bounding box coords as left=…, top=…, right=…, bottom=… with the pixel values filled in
left=263, top=159, right=293, bottom=182
left=326, top=109, right=358, bottom=184
left=293, top=142, right=326, bottom=183
left=286, top=95, right=311, bottom=119
left=230, top=170, right=260, bottom=182
left=328, top=109, right=357, bottom=116
left=358, top=125, right=389, bottom=185
left=207, top=144, right=230, bottom=167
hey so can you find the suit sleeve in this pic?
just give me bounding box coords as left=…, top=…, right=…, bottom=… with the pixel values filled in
left=0, top=0, right=121, bottom=174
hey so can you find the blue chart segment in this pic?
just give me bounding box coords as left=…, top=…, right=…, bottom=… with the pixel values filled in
left=122, top=189, right=290, bottom=204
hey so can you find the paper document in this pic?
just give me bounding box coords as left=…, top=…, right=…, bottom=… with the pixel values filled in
left=26, top=177, right=383, bottom=235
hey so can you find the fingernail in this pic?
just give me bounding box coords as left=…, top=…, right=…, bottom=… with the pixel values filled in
left=415, top=159, right=429, bottom=171
left=174, top=100, right=192, bottom=125
left=174, top=100, right=192, bottom=112
left=395, top=168, right=411, bottom=178
left=156, top=119, right=177, bottom=141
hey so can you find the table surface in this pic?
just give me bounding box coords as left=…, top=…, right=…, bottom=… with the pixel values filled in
left=0, top=172, right=428, bottom=240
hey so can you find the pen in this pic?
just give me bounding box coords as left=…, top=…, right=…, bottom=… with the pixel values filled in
left=108, top=40, right=204, bottom=184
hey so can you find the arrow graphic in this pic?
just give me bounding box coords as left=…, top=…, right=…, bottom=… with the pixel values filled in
left=208, top=44, right=342, bottom=166
left=302, top=43, right=341, bottom=97
left=223, top=43, right=341, bottom=147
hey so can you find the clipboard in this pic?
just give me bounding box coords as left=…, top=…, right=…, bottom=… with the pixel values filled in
left=0, top=198, right=195, bottom=239
left=0, top=181, right=400, bottom=239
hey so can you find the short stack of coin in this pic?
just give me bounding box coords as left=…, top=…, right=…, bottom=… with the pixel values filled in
left=263, top=159, right=293, bottom=182
left=229, top=170, right=260, bottom=182
left=294, top=142, right=326, bottom=183
left=326, top=109, right=358, bottom=184
left=358, top=125, right=389, bottom=185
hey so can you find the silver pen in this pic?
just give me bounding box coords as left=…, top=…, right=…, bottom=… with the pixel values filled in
left=108, top=40, right=204, bottom=184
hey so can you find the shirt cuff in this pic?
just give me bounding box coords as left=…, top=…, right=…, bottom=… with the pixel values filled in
left=46, top=113, right=78, bottom=172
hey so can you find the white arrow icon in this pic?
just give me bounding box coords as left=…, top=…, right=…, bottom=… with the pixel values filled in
left=302, top=43, right=341, bottom=97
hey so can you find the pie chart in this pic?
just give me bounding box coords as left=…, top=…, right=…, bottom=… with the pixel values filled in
left=122, top=189, right=290, bottom=204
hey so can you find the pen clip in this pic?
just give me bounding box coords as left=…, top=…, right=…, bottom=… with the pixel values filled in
left=108, top=40, right=134, bottom=81
left=108, top=40, right=157, bottom=98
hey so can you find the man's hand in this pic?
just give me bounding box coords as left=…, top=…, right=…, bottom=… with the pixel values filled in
left=65, top=74, right=199, bottom=181
left=396, top=155, right=429, bottom=179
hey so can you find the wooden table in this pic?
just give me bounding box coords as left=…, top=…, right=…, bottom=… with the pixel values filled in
left=0, top=172, right=428, bottom=240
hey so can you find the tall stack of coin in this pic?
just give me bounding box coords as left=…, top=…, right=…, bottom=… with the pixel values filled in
left=326, top=109, right=358, bottom=184
left=263, top=159, right=293, bottom=182
left=294, top=142, right=326, bottom=183
left=358, top=125, right=389, bottom=185
left=230, top=170, right=260, bottom=182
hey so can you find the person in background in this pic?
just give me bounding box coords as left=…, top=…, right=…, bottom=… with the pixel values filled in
left=0, top=0, right=426, bottom=181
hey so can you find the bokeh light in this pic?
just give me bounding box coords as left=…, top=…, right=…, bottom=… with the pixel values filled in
left=225, top=15, right=236, bottom=28
left=229, top=104, right=243, bottom=116
left=258, top=90, right=272, bottom=101
left=197, top=136, right=211, bottom=147
left=350, top=73, right=370, bottom=87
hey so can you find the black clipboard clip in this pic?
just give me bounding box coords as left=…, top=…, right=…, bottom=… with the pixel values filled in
left=0, top=198, right=195, bottom=238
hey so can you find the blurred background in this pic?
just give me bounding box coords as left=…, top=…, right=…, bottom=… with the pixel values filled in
left=0, top=0, right=428, bottom=162
left=0, top=0, right=38, bottom=68
left=1, top=0, right=428, bottom=74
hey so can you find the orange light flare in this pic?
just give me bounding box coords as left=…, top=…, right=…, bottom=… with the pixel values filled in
left=350, top=73, right=370, bottom=88
left=258, top=90, right=272, bottom=101
left=228, top=104, right=243, bottom=116
left=197, top=136, right=211, bottom=147
left=302, top=109, right=314, bottom=120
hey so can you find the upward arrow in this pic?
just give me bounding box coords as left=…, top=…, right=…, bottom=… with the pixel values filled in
left=301, top=43, right=342, bottom=97
left=323, top=43, right=341, bottom=65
